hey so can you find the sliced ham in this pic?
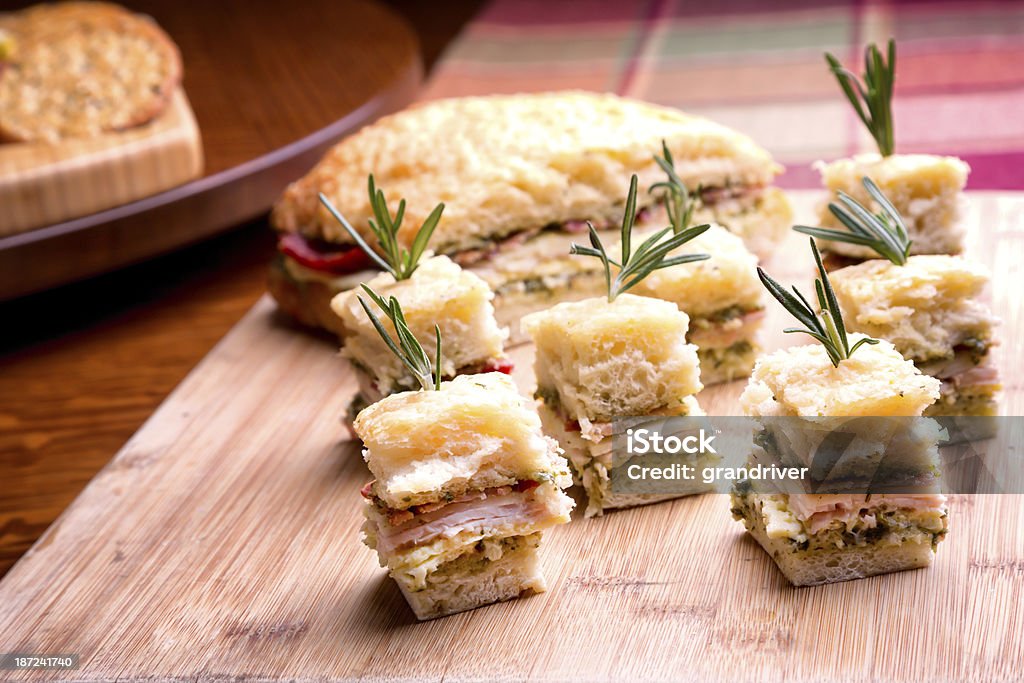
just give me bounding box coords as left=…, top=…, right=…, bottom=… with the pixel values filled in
left=951, top=364, right=1000, bottom=388
left=373, top=488, right=554, bottom=554
left=788, top=493, right=946, bottom=535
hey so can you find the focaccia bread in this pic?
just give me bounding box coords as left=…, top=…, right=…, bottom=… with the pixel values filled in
left=740, top=336, right=941, bottom=418
left=522, top=293, right=701, bottom=422
left=269, top=92, right=792, bottom=339
left=0, top=1, right=182, bottom=142
left=273, top=91, right=785, bottom=253
left=523, top=293, right=706, bottom=516
left=355, top=373, right=571, bottom=510
left=829, top=255, right=1001, bottom=419
left=331, top=256, right=507, bottom=404
left=626, top=223, right=764, bottom=385
left=732, top=338, right=948, bottom=586
left=815, top=153, right=969, bottom=261
left=829, top=255, right=994, bottom=363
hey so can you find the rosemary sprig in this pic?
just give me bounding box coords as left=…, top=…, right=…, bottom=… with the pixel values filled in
left=757, top=238, right=879, bottom=367
left=357, top=284, right=442, bottom=391
left=650, top=140, right=700, bottom=234
left=825, top=39, right=896, bottom=156
left=793, top=176, right=911, bottom=265
left=318, top=175, right=444, bottom=280
left=570, top=174, right=711, bottom=302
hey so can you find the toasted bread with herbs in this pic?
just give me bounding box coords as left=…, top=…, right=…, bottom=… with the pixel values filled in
left=0, top=2, right=182, bottom=143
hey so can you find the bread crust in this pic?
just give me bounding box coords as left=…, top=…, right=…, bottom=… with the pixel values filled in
left=0, top=1, right=182, bottom=142
left=267, top=258, right=349, bottom=337
left=271, top=92, right=782, bottom=252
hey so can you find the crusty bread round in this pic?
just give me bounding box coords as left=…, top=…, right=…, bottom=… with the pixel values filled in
left=272, top=91, right=782, bottom=251
left=0, top=2, right=182, bottom=142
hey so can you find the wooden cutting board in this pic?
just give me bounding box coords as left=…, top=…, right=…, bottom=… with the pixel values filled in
left=0, top=192, right=1021, bottom=682
left=0, top=89, right=203, bottom=237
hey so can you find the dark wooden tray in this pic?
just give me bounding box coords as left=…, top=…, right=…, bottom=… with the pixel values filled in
left=0, top=0, right=421, bottom=300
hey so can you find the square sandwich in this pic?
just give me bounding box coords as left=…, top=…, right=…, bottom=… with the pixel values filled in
left=817, top=41, right=968, bottom=267
left=523, top=293, right=706, bottom=516
left=815, top=154, right=969, bottom=265
left=356, top=372, right=574, bottom=620
left=331, top=255, right=508, bottom=416
left=628, top=223, right=764, bottom=384
left=732, top=339, right=947, bottom=586
left=830, top=255, right=1000, bottom=418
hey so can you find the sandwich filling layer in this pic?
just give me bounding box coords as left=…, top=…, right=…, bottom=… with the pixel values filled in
left=537, top=398, right=708, bottom=517
left=363, top=478, right=572, bottom=591
left=730, top=489, right=948, bottom=553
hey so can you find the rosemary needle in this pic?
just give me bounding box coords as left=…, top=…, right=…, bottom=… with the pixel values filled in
left=570, top=174, right=711, bottom=302
left=319, top=175, right=444, bottom=280
left=358, top=284, right=442, bottom=391
left=758, top=238, right=879, bottom=367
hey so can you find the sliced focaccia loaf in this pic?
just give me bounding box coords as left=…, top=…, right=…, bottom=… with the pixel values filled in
left=0, top=1, right=182, bottom=142
left=273, top=92, right=785, bottom=253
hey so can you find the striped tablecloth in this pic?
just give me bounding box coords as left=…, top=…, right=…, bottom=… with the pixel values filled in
left=423, top=0, right=1024, bottom=189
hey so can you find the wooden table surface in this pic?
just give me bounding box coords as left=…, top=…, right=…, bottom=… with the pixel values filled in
left=0, top=0, right=484, bottom=577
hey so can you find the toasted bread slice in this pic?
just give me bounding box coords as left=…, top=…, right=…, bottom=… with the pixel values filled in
left=0, top=1, right=182, bottom=142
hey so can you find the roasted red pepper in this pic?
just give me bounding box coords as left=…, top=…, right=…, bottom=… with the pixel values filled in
left=482, top=359, right=515, bottom=375
left=278, top=233, right=375, bottom=274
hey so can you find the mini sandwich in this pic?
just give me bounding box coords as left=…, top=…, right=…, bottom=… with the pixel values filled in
left=269, top=92, right=791, bottom=339
left=604, top=146, right=763, bottom=384
left=796, top=178, right=1000, bottom=419
left=522, top=176, right=710, bottom=517
left=353, top=295, right=573, bottom=620
left=731, top=239, right=947, bottom=586
left=816, top=41, right=968, bottom=266
left=313, top=179, right=507, bottom=417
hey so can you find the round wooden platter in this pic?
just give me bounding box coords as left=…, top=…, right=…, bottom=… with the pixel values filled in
left=0, top=0, right=422, bottom=301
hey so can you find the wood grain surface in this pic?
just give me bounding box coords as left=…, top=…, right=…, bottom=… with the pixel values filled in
left=0, top=192, right=1020, bottom=682
left=0, top=89, right=203, bottom=237
left=0, top=0, right=422, bottom=298
left=0, top=0, right=484, bottom=579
